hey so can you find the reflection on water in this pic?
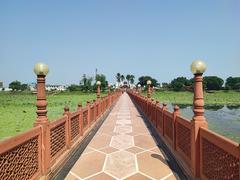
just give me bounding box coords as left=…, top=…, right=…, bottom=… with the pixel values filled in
left=166, top=104, right=240, bottom=143
left=227, top=105, right=240, bottom=110
left=205, top=105, right=224, bottom=111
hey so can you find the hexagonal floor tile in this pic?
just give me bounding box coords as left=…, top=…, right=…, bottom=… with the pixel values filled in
left=114, top=125, right=132, bottom=134
left=134, top=135, right=156, bottom=150
left=117, top=112, right=130, bottom=115
left=104, top=151, right=137, bottom=179
left=98, top=146, right=118, bottom=154
left=137, top=151, right=175, bottom=179
left=116, top=120, right=132, bottom=125
left=88, top=134, right=112, bottom=149
left=110, top=134, right=134, bottom=150
left=126, top=146, right=144, bottom=154
left=117, top=115, right=131, bottom=119
left=85, top=172, right=115, bottom=180
left=70, top=151, right=106, bottom=179
left=123, top=173, right=152, bottom=180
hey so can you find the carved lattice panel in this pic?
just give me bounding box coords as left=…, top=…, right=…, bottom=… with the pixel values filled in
left=0, top=136, right=39, bottom=180
left=50, top=123, right=66, bottom=158
left=90, top=107, right=94, bottom=123
left=202, top=138, right=239, bottom=179
left=96, top=104, right=99, bottom=117
left=83, top=110, right=88, bottom=128
left=157, top=110, right=163, bottom=129
left=106, top=99, right=108, bottom=108
left=165, top=115, right=173, bottom=141
left=71, top=114, right=79, bottom=140
left=176, top=122, right=191, bottom=161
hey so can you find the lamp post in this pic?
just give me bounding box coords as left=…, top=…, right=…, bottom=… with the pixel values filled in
left=147, top=80, right=152, bottom=98
left=97, top=81, right=101, bottom=99
left=191, top=60, right=207, bottom=123
left=33, top=62, right=49, bottom=126
left=108, top=83, right=111, bottom=94
left=137, top=84, right=141, bottom=94
left=190, top=60, right=208, bottom=177
left=33, top=62, right=50, bottom=175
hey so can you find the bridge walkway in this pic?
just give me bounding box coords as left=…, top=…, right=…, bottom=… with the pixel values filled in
left=65, top=93, right=181, bottom=180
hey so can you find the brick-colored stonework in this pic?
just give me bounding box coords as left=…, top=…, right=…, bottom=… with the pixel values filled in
left=0, top=91, right=121, bottom=179
left=129, top=90, right=240, bottom=179
left=65, top=93, right=176, bottom=180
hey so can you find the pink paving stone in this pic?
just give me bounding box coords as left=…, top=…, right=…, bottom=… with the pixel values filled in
left=114, top=125, right=132, bottom=134
left=104, top=151, right=137, bottom=179
left=65, top=93, right=177, bottom=180
left=110, top=134, right=134, bottom=150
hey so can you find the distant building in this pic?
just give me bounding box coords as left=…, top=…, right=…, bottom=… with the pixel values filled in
left=28, top=83, right=66, bottom=92
left=46, top=85, right=66, bottom=91
left=28, top=83, right=37, bottom=91
left=3, top=88, right=12, bottom=91
left=0, top=82, right=3, bottom=88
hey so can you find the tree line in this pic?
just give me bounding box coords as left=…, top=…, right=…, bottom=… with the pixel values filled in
left=8, top=81, right=30, bottom=91
left=115, top=73, right=135, bottom=85
left=5, top=74, right=240, bottom=92
left=67, top=73, right=108, bottom=92
left=163, top=76, right=240, bottom=91
left=120, top=75, right=240, bottom=92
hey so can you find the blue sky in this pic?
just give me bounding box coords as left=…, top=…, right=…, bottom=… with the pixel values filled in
left=0, top=0, right=239, bottom=86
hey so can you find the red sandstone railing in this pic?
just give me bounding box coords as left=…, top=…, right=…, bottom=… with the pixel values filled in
left=0, top=91, right=121, bottom=180
left=128, top=91, right=240, bottom=180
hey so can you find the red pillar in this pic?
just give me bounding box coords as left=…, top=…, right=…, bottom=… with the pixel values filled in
left=191, top=73, right=208, bottom=177
left=64, top=106, right=71, bottom=149
left=77, top=103, right=83, bottom=136
left=173, top=105, right=180, bottom=150
left=34, top=74, right=50, bottom=176
left=147, top=84, right=151, bottom=98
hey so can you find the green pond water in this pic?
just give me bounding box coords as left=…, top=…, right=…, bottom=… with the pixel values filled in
left=167, top=104, right=240, bottom=143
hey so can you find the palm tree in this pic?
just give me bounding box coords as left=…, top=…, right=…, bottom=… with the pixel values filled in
left=126, top=74, right=131, bottom=85
left=120, top=75, right=125, bottom=82
left=116, top=73, right=121, bottom=83
left=130, top=75, right=135, bottom=84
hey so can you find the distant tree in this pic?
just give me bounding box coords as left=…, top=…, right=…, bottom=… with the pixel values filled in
left=20, top=84, right=30, bottom=91
left=137, top=76, right=158, bottom=87
left=172, top=82, right=183, bottom=91
left=116, top=73, right=121, bottom=83
left=120, top=75, right=125, bottom=82
left=126, top=74, right=131, bottom=84
left=225, top=77, right=240, bottom=90
left=130, top=75, right=135, bottom=84
left=234, top=82, right=240, bottom=90
left=67, top=84, right=80, bottom=91
left=162, top=82, right=170, bottom=89
left=203, top=76, right=224, bottom=90
left=80, top=74, right=93, bottom=92
left=170, top=77, right=191, bottom=91
left=9, top=80, right=22, bottom=91
left=95, top=74, right=108, bottom=90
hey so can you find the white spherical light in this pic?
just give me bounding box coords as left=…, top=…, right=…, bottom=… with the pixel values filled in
left=190, top=60, right=206, bottom=74
left=96, top=81, right=101, bottom=86
left=34, top=62, right=49, bottom=76
left=147, top=80, right=152, bottom=85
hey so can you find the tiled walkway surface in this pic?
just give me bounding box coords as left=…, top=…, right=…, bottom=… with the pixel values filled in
left=65, top=93, right=177, bottom=180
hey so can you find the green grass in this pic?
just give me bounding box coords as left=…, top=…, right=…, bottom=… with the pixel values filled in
left=1, top=90, right=239, bottom=141
left=0, top=91, right=106, bottom=140
left=146, top=90, right=240, bottom=105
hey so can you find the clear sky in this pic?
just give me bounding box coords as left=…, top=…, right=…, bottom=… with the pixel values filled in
left=0, top=0, right=239, bottom=86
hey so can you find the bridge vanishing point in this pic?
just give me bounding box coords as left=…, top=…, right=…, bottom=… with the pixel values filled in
left=0, top=61, right=239, bottom=180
